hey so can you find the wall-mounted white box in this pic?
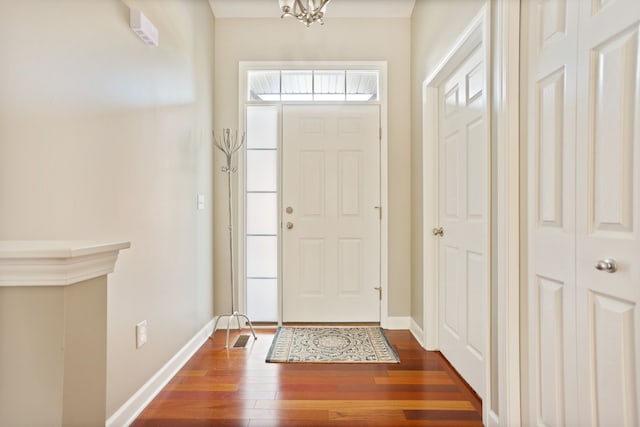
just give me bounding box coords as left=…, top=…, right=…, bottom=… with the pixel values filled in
left=130, top=9, right=159, bottom=46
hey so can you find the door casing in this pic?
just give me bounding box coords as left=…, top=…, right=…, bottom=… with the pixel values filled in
left=237, top=61, right=390, bottom=327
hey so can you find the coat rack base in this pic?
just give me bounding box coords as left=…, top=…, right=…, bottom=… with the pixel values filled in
left=210, top=311, right=257, bottom=348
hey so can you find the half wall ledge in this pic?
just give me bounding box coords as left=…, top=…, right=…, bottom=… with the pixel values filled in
left=0, top=240, right=130, bottom=286
left=0, top=240, right=130, bottom=427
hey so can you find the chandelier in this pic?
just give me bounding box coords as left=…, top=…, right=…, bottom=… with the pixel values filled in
left=279, top=0, right=331, bottom=27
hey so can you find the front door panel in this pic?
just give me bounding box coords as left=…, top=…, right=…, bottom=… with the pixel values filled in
left=282, top=105, right=381, bottom=322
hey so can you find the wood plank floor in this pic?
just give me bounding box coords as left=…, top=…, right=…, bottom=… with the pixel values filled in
left=132, top=328, right=482, bottom=426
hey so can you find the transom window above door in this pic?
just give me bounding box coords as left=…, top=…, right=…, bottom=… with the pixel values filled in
left=247, top=70, right=379, bottom=102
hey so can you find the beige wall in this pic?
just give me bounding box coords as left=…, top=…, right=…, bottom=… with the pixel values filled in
left=213, top=18, right=412, bottom=318
left=0, top=278, right=108, bottom=427
left=410, top=0, right=485, bottom=328
left=0, top=286, right=65, bottom=426
left=0, top=0, right=215, bottom=418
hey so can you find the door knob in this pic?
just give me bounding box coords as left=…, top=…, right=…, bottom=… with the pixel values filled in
left=286, top=206, right=293, bottom=214
left=432, top=227, right=444, bottom=237
left=286, top=222, right=294, bottom=230
left=594, top=258, right=617, bottom=273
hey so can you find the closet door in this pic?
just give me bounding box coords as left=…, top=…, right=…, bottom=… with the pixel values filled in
left=575, top=0, right=640, bottom=425
left=527, top=0, right=640, bottom=425
left=526, top=0, right=580, bottom=424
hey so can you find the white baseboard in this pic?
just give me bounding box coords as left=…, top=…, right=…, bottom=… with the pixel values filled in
left=106, top=319, right=215, bottom=427
left=486, top=409, right=500, bottom=427
left=382, top=316, right=410, bottom=330
left=409, top=317, right=425, bottom=348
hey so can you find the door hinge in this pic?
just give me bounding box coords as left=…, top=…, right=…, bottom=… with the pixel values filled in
left=374, top=206, right=382, bottom=220
left=379, top=127, right=382, bottom=141
left=374, top=286, right=382, bottom=301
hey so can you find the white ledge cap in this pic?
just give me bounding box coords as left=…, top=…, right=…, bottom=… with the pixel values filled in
left=0, top=240, right=130, bottom=287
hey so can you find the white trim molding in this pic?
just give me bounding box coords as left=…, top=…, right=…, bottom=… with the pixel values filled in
left=491, top=0, right=521, bottom=425
left=382, top=316, right=411, bottom=330
left=106, top=319, right=216, bottom=427
left=409, top=317, right=425, bottom=348
left=0, top=240, right=130, bottom=286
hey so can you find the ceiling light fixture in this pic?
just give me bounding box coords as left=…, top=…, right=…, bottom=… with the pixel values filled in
left=279, top=0, right=331, bottom=27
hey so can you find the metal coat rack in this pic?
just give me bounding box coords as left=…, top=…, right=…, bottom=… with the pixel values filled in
left=211, top=129, right=257, bottom=348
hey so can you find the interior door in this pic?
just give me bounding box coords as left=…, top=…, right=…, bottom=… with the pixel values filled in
left=282, top=104, right=381, bottom=322
left=437, top=45, right=488, bottom=399
left=526, top=0, right=640, bottom=425
left=575, top=0, right=640, bottom=425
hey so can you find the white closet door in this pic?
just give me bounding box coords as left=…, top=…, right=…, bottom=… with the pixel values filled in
left=526, top=0, right=580, bottom=424
left=575, top=0, right=640, bottom=425
left=526, top=0, right=640, bottom=425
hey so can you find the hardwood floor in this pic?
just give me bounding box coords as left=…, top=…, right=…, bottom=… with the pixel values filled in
left=132, top=328, right=482, bottom=426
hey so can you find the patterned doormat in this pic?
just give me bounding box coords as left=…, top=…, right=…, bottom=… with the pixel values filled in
left=265, top=326, right=400, bottom=363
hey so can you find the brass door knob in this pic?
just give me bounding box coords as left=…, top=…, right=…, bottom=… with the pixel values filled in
left=432, top=227, right=444, bottom=237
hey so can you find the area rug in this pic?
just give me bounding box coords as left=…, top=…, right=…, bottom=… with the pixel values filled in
left=265, top=326, right=400, bottom=363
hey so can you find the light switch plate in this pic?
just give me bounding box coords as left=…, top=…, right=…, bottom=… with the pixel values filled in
left=136, top=320, right=148, bottom=348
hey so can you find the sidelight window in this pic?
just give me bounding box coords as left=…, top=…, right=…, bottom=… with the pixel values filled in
left=245, top=105, right=279, bottom=321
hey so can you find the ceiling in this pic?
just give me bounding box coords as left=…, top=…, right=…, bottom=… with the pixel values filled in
left=208, top=0, right=416, bottom=19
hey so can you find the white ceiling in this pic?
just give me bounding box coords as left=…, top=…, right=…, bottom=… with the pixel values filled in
left=208, top=0, right=416, bottom=19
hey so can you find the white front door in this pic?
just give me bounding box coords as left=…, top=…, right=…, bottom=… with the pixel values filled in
left=437, top=45, right=488, bottom=399
left=526, top=0, right=640, bottom=425
left=282, top=105, right=381, bottom=322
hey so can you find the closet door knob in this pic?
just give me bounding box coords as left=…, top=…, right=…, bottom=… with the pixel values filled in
left=594, top=258, right=617, bottom=273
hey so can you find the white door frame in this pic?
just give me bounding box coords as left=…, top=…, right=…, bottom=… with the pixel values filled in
left=237, top=61, right=390, bottom=327
left=421, top=3, right=522, bottom=426
left=490, top=1, right=522, bottom=426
